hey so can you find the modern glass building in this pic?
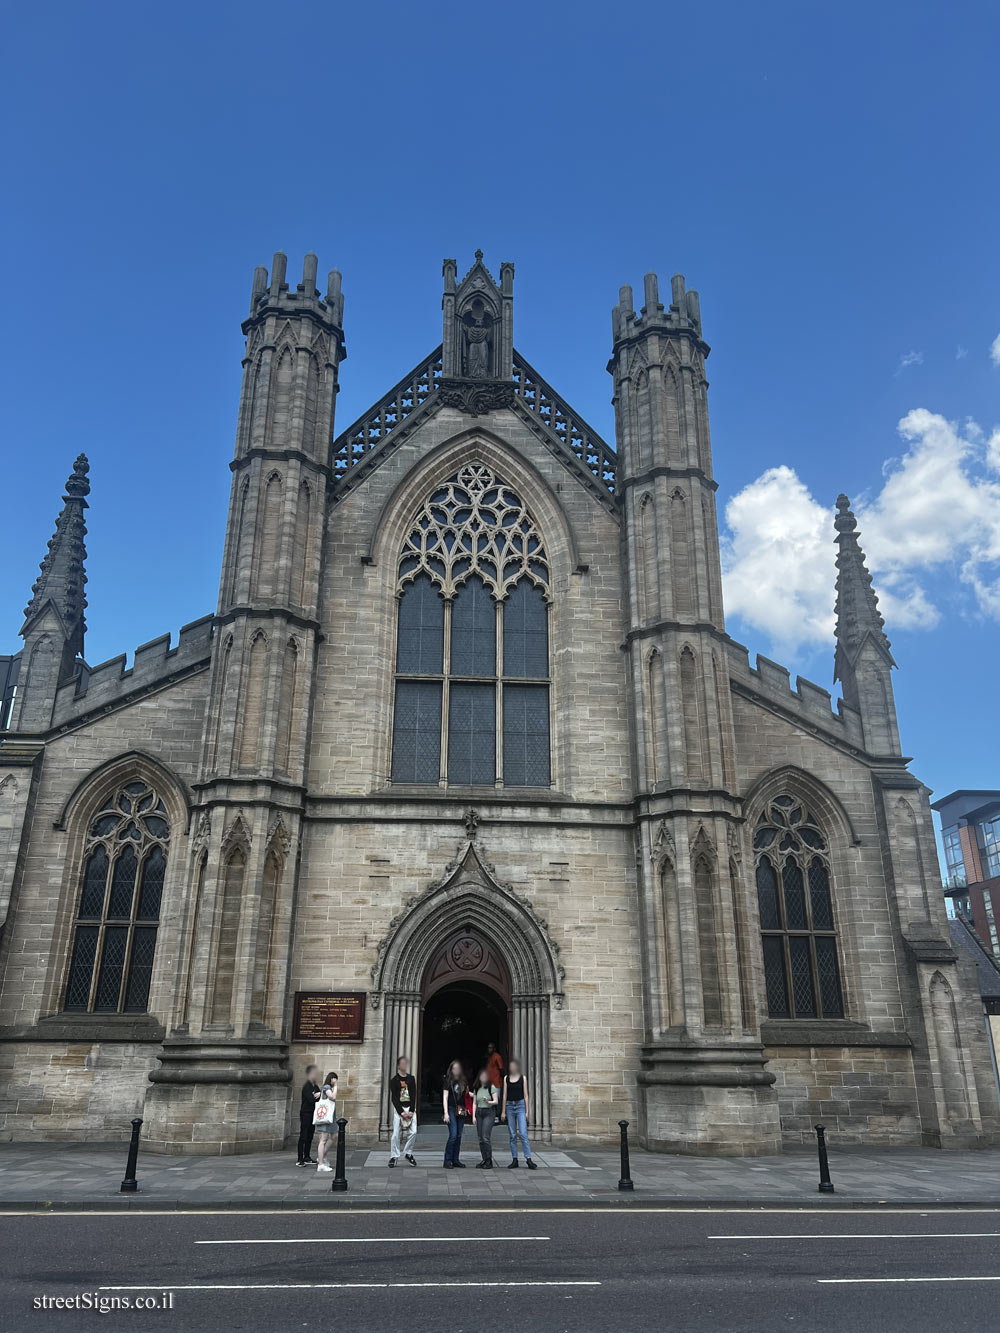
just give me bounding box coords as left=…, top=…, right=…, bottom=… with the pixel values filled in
left=933, top=790, right=1000, bottom=961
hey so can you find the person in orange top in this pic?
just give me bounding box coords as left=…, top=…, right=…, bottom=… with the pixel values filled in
left=486, top=1042, right=504, bottom=1098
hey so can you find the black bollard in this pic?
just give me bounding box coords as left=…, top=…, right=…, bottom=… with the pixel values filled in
left=120, top=1117, right=143, bottom=1194
left=331, top=1117, right=349, bottom=1192
left=815, top=1123, right=835, bottom=1194
left=617, top=1118, right=634, bottom=1192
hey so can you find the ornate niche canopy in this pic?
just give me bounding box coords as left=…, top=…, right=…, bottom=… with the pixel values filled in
left=439, top=251, right=516, bottom=413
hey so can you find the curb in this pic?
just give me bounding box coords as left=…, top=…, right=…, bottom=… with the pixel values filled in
left=3, top=1194, right=1000, bottom=1213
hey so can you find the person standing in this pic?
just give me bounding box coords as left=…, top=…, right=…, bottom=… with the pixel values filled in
left=296, top=1063, right=321, bottom=1166
left=442, top=1060, right=470, bottom=1168
left=388, top=1054, right=418, bottom=1167
left=314, top=1071, right=338, bottom=1173
left=500, top=1058, right=537, bottom=1169
left=486, top=1042, right=504, bottom=1104
left=473, top=1067, right=498, bottom=1168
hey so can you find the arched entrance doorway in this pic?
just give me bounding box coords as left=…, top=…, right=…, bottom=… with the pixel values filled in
left=418, top=928, right=511, bottom=1109
left=371, top=843, right=564, bottom=1141
left=420, top=983, right=507, bottom=1108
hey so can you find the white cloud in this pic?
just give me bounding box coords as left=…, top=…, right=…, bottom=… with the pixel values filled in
left=896, top=350, right=924, bottom=373
left=990, top=333, right=1000, bottom=366
left=956, top=345, right=968, bottom=360
left=721, top=410, right=1000, bottom=655
left=721, top=466, right=835, bottom=656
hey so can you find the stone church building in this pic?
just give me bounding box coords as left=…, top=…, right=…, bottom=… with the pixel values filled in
left=1, top=252, right=996, bottom=1155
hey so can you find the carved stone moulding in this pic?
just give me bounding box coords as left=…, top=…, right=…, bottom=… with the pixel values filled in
left=437, top=378, right=516, bottom=417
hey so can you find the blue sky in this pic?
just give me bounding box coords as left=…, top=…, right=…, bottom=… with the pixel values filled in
left=2, top=2, right=998, bottom=818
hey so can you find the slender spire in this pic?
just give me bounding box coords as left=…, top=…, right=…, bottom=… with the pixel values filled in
left=833, top=493, right=894, bottom=684
left=22, top=454, right=90, bottom=659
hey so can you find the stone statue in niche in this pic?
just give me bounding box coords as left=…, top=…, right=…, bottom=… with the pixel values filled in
left=461, top=298, right=494, bottom=378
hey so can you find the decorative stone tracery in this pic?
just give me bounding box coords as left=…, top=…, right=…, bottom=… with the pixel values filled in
left=398, top=463, right=550, bottom=601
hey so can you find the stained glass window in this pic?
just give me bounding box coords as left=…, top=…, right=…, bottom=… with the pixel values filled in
left=754, top=798, right=844, bottom=1020
left=64, top=780, right=169, bottom=1014
left=391, top=463, right=551, bottom=788
left=451, top=577, right=496, bottom=678
left=396, top=574, right=444, bottom=675
left=391, top=681, right=442, bottom=784
left=448, top=683, right=496, bottom=786
left=502, top=684, right=550, bottom=787
left=503, top=581, right=548, bottom=678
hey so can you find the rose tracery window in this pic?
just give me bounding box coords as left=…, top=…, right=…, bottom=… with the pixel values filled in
left=754, top=795, right=844, bottom=1020
left=391, top=464, right=551, bottom=788
left=64, top=780, right=169, bottom=1014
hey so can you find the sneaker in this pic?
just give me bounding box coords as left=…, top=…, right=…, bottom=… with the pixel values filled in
left=405, top=1154, right=417, bottom=1166
left=317, top=1163, right=333, bottom=1172
left=295, top=1160, right=306, bottom=1167
left=526, top=1158, right=537, bottom=1170
left=508, top=1159, right=519, bottom=1169
left=388, top=1157, right=397, bottom=1168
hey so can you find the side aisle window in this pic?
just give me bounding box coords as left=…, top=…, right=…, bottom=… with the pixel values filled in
left=64, top=780, right=169, bottom=1013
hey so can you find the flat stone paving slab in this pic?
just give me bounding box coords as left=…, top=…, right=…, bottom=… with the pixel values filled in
left=3, top=1136, right=1000, bottom=1209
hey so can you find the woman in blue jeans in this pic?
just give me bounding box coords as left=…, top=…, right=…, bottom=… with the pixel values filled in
left=500, top=1058, right=537, bottom=1169
left=441, top=1060, right=470, bottom=1168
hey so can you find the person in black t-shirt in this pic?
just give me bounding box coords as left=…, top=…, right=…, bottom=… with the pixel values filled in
left=388, top=1054, right=418, bottom=1167
left=296, top=1063, right=321, bottom=1166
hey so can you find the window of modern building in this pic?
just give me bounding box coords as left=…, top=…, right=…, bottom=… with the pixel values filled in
left=754, top=795, right=844, bottom=1020
left=390, top=463, right=551, bottom=788
left=942, top=827, right=968, bottom=888
left=979, top=815, right=1000, bottom=880
left=64, top=780, right=169, bottom=1013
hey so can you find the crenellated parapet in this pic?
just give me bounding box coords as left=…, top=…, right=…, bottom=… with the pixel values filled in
left=724, top=639, right=866, bottom=751
left=50, top=616, right=213, bottom=727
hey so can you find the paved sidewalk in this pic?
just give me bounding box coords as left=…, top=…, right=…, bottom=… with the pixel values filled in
left=3, top=1126, right=1000, bottom=1210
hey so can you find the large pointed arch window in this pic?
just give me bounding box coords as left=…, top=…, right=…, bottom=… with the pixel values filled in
left=64, top=780, right=170, bottom=1013
left=754, top=795, right=844, bottom=1020
left=391, top=463, right=551, bottom=787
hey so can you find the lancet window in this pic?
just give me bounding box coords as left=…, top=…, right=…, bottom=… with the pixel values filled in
left=754, top=796, right=844, bottom=1020
left=391, top=464, right=551, bottom=787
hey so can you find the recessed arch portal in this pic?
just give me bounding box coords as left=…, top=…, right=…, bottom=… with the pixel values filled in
left=372, top=843, right=562, bottom=1139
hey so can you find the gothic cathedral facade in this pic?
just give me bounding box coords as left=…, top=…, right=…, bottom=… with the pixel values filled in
left=1, top=253, right=996, bottom=1154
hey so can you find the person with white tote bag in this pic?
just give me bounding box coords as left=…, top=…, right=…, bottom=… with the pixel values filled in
left=313, top=1071, right=338, bottom=1172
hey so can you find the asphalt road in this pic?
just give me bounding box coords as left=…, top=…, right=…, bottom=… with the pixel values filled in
left=3, top=1207, right=999, bottom=1331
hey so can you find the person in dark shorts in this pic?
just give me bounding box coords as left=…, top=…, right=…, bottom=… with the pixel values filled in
left=314, top=1071, right=338, bottom=1173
